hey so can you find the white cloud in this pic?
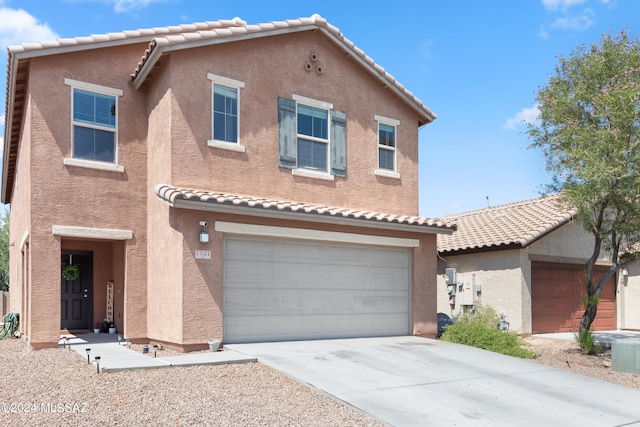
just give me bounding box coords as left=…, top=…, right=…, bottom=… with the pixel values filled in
left=502, top=105, right=540, bottom=130
left=542, top=0, right=587, bottom=11
left=113, top=0, right=166, bottom=13
left=419, top=38, right=435, bottom=60
left=550, top=12, right=594, bottom=31
left=0, top=8, right=58, bottom=48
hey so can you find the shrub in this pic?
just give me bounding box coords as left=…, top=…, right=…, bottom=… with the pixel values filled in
left=440, top=304, right=536, bottom=359
left=576, top=329, right=602, bottom=355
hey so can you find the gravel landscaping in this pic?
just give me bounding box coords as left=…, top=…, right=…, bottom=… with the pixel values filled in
left=0, top=338, right=383, bottom=426
left=0, top=335, right=638, bottom=426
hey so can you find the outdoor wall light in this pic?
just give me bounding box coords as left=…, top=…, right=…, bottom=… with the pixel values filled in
left=199, top=220, right=209, bottom=243
left=621, top=267, right=629, bottom=276
left=85, top=348, right=91, bottom=364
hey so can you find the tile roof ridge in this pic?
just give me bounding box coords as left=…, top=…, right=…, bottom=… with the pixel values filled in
left=7, top=17, right=249, bottom=55
left=439, top=193, right=566, bottom=221
left=154, top=184, right=455, bottom=231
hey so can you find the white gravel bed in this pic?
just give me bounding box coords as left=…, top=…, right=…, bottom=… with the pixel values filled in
left=0, top=338, right=383, bottom=426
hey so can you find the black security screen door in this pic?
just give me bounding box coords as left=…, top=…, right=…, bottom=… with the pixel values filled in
left=60, top=252, right=93, bottom=330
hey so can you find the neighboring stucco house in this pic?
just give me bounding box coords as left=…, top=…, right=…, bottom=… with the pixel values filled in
left=436, top=194, right=640, bottom=334
left=2, top=15, right=454, bottom=350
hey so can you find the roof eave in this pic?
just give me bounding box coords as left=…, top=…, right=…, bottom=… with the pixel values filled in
left=131, top=24, right=437, bottom=123
left=163, top=197, right=454, bottom=236
left=2, top=52, right=18, bottom=204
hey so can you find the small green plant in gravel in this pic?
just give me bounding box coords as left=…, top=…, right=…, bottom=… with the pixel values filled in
left=440, top=304, right=536, bottom=359
left=576, top=329, right=602, bottom=355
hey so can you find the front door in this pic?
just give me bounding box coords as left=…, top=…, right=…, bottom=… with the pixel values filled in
left=61, top=252, right=93, bottom=330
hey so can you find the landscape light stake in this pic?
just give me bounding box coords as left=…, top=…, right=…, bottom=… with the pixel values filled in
left=86, top=348, right=91, bottom=364
left=94, top=356, right=100, bottom=374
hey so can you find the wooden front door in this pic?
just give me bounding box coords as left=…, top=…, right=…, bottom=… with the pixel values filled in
left=61, top=252, right=93, bottom=330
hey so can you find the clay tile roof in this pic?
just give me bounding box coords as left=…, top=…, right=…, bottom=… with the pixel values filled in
left=155, top=184, right=455, bottom=234
left=128, top=14, right=436, bottom=123
left=5, top=17, right=247, bottom=55
left=437, top=193, right=575, bottom=254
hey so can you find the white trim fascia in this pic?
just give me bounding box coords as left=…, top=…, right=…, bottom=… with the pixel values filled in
left=207, top=140, right=246, bottom=152
left=207, top=73, right=246, bottom=88
left=169, top=198, right=453, bottom=235
left=19, top=227, right=30, bottom=251
left=52, top=225, right=133, bottom=240
left=2, top=54, right=19, bottom=203
left=375, top=169, right=401, bottom=179
left=64, top=78, right=123, bottom=96
left=292, top=94, right=333, bottom=110
left=215, top=221, right=419, bottom=248
left=374, top=115, right=400, bottom=126
left=64, top=158, right=125, bottom=173
left=292, top=168, right=334, bottom=181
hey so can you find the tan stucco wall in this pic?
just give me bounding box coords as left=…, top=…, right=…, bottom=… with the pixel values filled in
left=437, top=250, right=526, bottom=332
left=8, top=89, right=32, bottom=337
left=529, top=221, right=611, bottom=262
left=147, top=207, right=439, bottom=349
left=436, top=221, right=628, bottom=334
left=164, top=30, right=421, bottom=216
left=8, top=43, right=150, bottom=348
left=8, top=27, right=437, bottom=350
left=617, top=261, right=640, bottom=330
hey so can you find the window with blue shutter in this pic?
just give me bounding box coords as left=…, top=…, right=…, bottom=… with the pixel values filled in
left=72, top=88, right=117, bottom=163
left=278, top=96, right=346, bottom=177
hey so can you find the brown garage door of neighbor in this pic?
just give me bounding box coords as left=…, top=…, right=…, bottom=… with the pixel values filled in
left=532, top=262, right=616, bottom=334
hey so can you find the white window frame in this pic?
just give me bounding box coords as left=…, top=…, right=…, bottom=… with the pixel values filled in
left=292, top=94, right=334, bottom=181
left=207, top=73, right=246, bottom=153
left=374, top=114, right=400, bottom=179
left=64, top=78, right=124, bottom=173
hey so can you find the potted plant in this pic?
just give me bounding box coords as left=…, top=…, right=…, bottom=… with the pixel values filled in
left=93, top=322, right=101, bottom=333
left=108, top=323, right=116, bottom=334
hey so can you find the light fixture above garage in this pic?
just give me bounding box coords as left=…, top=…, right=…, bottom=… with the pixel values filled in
left=199, top=221, right=209, bottom=243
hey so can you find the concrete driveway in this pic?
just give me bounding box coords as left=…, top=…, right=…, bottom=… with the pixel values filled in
left=227, top=336, right=640, bottom=427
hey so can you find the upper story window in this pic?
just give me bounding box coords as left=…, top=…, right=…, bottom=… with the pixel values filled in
left=297, top=103, right=329, bottom=171
left=64, top=79, right=124, bottom=172
left=278, top=95, right=346, bottom=181
left=375, top=115, right=401, bottom=179
left=207, top=73, right=245, bottom=152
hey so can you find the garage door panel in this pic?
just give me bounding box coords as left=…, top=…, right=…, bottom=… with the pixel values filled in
left=224, top=313, right=409, bottom=343
left=224, top=288, right=408, bottom=315
left=223, top=237, right=410, bottom=343
left=532, top=262, right=615, bottom=333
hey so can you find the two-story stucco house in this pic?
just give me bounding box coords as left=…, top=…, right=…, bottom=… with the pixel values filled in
left=2, top=15, right=454, bottom=350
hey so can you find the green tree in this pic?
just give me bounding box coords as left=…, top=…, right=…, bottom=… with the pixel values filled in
left=0, top=210, right=8, bottom=291
left=527, top=31, right=640, bottom=338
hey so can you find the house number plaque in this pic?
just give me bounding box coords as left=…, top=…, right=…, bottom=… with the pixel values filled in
left=106, top=281, right=114, bottom=323
left=195, top=250, right=212, bottom=259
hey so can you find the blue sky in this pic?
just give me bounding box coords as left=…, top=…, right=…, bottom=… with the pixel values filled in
left=1, top=0, right=638, bottom=217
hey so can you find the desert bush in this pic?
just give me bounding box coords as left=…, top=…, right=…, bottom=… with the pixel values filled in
left=576, top=329, right=602, bottom=355
left=441, top=304, right=535, bottom=359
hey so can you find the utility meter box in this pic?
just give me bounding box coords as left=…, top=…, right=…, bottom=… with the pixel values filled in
left=458, top=274, right=476, bottom=306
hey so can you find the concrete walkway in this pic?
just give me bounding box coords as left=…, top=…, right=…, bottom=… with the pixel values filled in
left=228, top=336, right=640, bottom=427
left=59, top=333, right=256, bottom=373
left=534, top=329, right=640, bottom=345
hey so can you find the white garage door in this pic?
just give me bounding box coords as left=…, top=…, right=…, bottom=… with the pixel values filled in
left=223, top=236, right=411, bottom=343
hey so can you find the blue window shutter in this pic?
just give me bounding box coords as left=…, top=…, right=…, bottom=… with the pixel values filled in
left=330, top=110, right=346, bottom=176
left=278, top=97, right=297, bottom=169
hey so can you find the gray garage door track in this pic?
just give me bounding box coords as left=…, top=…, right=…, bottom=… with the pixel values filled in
left=227, top=336, right=640, bottom=427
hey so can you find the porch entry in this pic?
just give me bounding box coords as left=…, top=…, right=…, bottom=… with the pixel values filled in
left=61, top=251, right=93, bottom=330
